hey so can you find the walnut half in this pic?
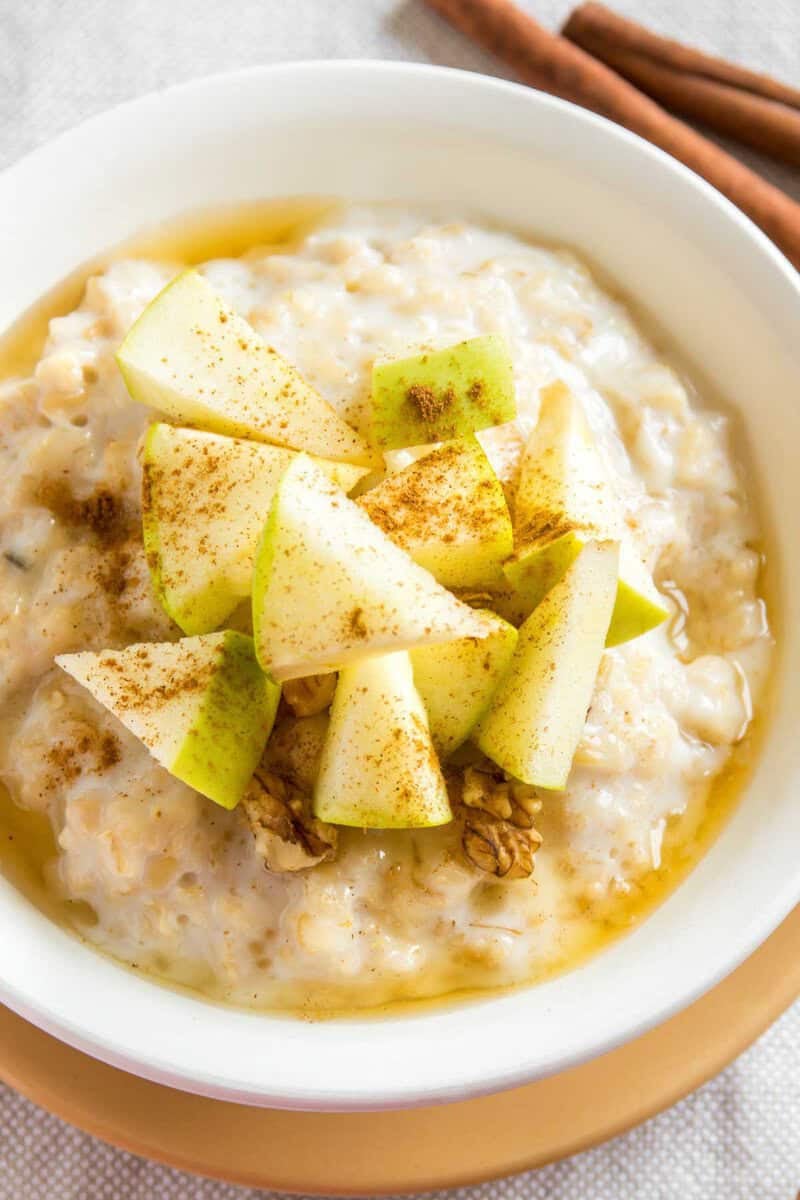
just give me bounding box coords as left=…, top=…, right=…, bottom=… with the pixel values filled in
left=241, top=769, right=337, bottom=872
left=453, top=766, right=543, bottom=881
left=282, top=674, right=337, bottom=717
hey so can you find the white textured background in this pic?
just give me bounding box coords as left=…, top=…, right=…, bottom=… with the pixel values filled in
left=0, top=1, right=798, bottom=1197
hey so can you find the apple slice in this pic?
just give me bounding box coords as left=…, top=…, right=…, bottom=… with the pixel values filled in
left=357, top=437, right=513, bottom=589
left=56, top=631, right=279, bottom=809
left=474, top=541, right=618, bottom=789
left=253, top=455, right=488, bottom=680
left=607, top=539, right=671, bottom=647
left=142, top=423, right=368, bottom=636
left=314, top=651, right=451, bottom=828
left=370, top=334, right=516, bottom=449
left=504, top=383, right=668, bottom=645
left=410, top=610, right=517, bottom=756
left=117, top=270, right=372, bottom=465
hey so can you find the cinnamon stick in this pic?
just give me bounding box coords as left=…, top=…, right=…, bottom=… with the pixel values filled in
left=563, top=3, right=800, bottom=112
left=423, top=0, right=800, bottom=272
left=563, top=3, right=800, bottom=168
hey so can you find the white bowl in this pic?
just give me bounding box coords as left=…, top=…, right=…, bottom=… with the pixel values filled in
left=0, top=62, right=798, bottom=1111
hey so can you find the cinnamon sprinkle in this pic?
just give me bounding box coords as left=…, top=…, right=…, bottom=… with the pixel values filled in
left=45, top=729, right=122, bottom=784
left=36, top=480, right=129, bottom=544
left=359, top=440, right=506, bottom=553
left=348, top=607, right=369, bottom=639
left=406, top=383, right=452, bottom=425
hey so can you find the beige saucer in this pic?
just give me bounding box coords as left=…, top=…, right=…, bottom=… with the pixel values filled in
left=1, top=906, right=798, bottom=1195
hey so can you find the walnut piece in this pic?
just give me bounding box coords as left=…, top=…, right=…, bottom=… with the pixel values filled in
left=454, top=766, right=542, bottom=880
left=282, top=674, right=337, bottom=717
left=241, top=769, right=337, bottom=872
left=261, top=712, right=328, bottom=794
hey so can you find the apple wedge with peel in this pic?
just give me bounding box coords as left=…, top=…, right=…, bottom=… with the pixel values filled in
left=252, top=455, right=489, bottom=681
left=357, top=437, right=513, bottom=589
left=474, top=541, right=618, bottom=789
left=505, top=531, right=667, bottom=648
left=607, top=538, right=670, bottom=647
left=117, top=270, right=373, bottom=465
left=370, top=334, right=516, bottom=449
left=411, top=610, right=517, bottom=756
left=504, top=382, right=668, bottom=646
left=56, top=631, right=279, bottom=809
left=142, top=423, right=368, bottom=636
left=314, top=651, right=451, bottom=828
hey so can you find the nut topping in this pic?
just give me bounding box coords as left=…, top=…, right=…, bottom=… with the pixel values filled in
left=453, top=765, right=542, bottom=880
left=282, top=674, right=337, bottom=717
left=242, top=769, right=337, bottom=872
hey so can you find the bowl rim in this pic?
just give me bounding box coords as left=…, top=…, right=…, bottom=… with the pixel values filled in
left=1, top=58, right=799, bottom=1111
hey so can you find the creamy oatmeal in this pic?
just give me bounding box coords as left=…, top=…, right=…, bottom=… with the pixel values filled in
left=0, top=205, right=772, bottom=1012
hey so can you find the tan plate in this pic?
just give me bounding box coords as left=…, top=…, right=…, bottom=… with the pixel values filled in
left=1, top=905, right=798, bottom=1195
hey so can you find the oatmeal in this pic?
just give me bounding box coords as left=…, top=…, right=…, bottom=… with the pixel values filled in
left=0, top=206, right=772, bottom=1011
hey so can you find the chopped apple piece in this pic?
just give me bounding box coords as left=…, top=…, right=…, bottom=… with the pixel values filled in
left=142, top=423, right=367, bottom=636
left=117, top=269, right=372, bottom=464
left=357, top=437, right=512, bottom=589
left=607, top=539, right=671, bottom=647
left=314, top=651, right=451, bottom=828
left=252, top=455, right=488, bottom=681
left=56, top=632, right=279, bottom=810
left=504, top=382, right=668, bottom=645
left=411, top=610, right=517, bottom=756
left=370, top=334, right=516, bottom=449
left=474, top=541, right=619, bottom=789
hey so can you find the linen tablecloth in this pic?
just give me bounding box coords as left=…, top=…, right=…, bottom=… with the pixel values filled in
left=1, top=1, right=798, bottom=1196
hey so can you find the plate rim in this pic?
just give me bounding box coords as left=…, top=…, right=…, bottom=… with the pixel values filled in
left=1, top=904, right=797, bottom=1195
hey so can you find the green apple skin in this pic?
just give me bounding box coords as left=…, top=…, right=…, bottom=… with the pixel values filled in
left=141, top=423, right=367, bottom=636
left=117, top=270, right=374, bottom=465
left=473, top=541, right=619, bottom=790
left=410, top=610, right=518, bottom=756
left=506, top=382, right=668, bottom=644
left=56, top=631, right=279, bottom=810
left=504, top=533, right=669, bottom=645
left=171, top=632, right=279, bottom=808
left=502, top=531, right=583, bottom=623
left=314, top=650, right=452, bottom=828
left=251, top=454, right=489, bottom=682
left=606, top=539, right=670, bottom=646
left=357, top=437, right=513, bottom=589
left=370, top=334, right=517, bottom=449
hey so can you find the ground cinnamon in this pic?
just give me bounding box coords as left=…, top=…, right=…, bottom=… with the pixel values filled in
left=423, top=0, right=800, bottom=271
left=563, top=3, right=800, bottom=168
